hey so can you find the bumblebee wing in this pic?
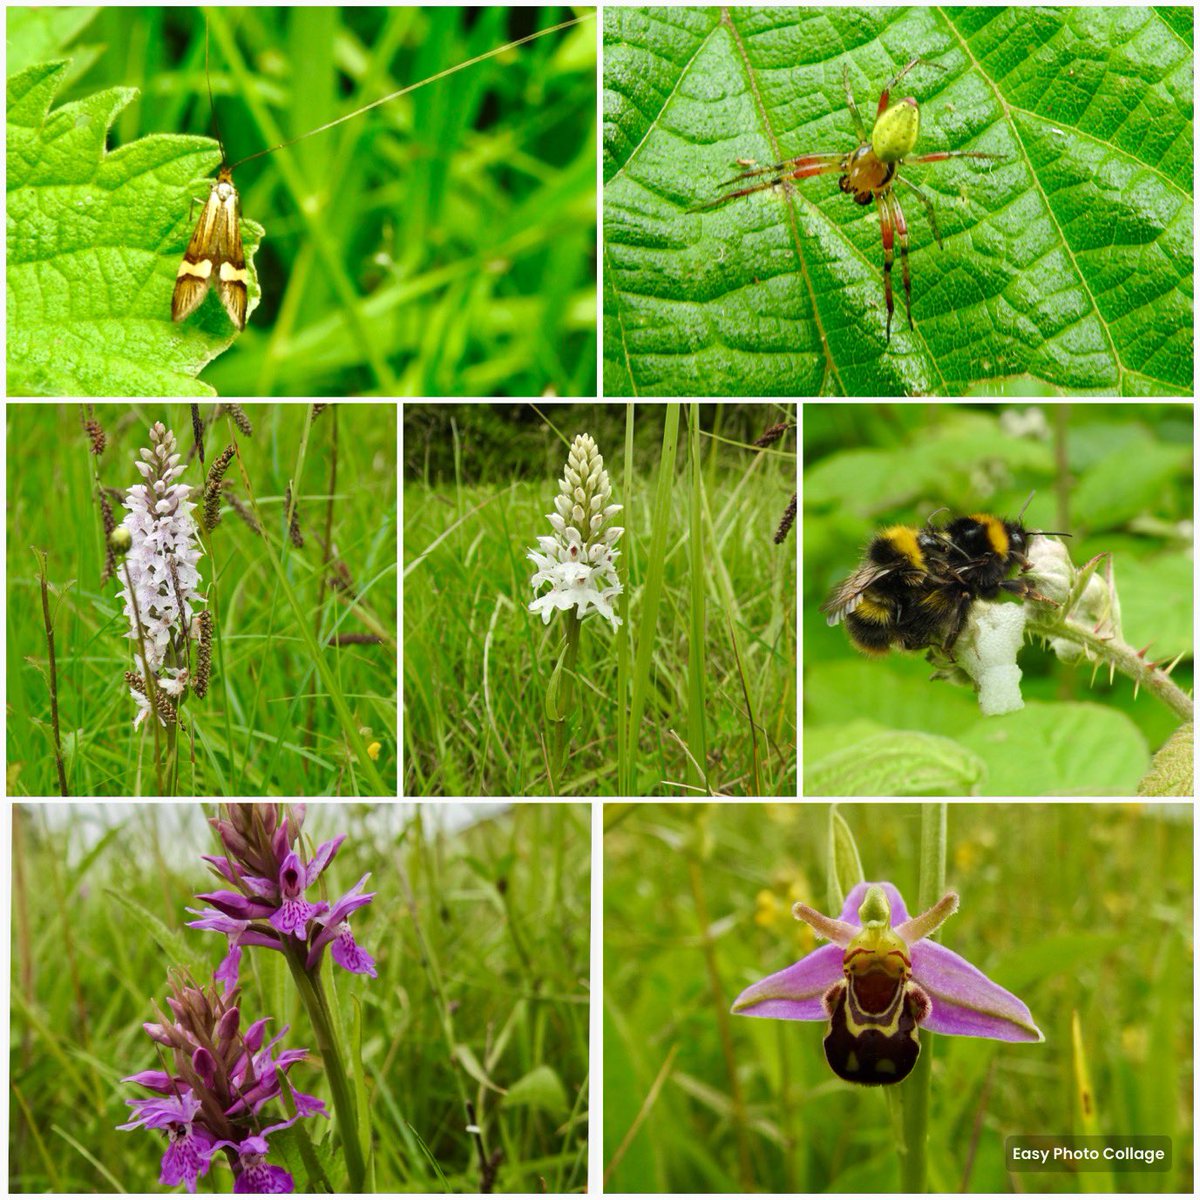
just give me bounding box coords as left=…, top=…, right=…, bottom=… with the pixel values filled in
left=821, top=563, right=895, bottom=626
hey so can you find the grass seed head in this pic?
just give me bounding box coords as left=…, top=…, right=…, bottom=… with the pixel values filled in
left=755, top=421, right=792, bottom=449
left=285, top=484, right=304, bottom=547
left=82, top=410, right=107, bottom=455
left=223, top=403, right=254, bottom=437
left=224, top=488, right=262, bottom=535
left=774, top=492, right=797, bottom=544
left=194, top=610, right=213, bottom=699
left=203, top=446, right=236, bottom=531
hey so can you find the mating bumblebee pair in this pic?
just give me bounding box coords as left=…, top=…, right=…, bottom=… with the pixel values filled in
left=822, top=501, right=1068, bottom=657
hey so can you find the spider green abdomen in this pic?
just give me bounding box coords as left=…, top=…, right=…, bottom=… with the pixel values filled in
left=872, top=96, right=920, bottom=163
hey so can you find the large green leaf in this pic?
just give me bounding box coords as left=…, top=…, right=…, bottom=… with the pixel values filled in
left=603, top=6, right=1193, bottom=396
left=6, top=60, right=262, bottom=397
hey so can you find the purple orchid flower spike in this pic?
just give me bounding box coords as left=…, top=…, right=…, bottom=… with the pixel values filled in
left=117, top=1089, right=218, bottom=1193
left=215, top=1131, right=295, bottom=1194
left=270, top=850, right=331, bottom=937
left=187, top=806, right=374, bottom=993
left=733, top=881, right=1043, bottom=1086
left=307, top=874, right=378, bottom=976
left=119, top=973, right=326, bottom=1193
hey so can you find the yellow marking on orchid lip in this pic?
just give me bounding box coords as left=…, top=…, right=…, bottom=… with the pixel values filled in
left=843, top=946, right=910, bottom=968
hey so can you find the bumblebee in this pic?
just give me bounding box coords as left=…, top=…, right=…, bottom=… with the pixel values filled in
left=822, top=500, right=1067, bottom=656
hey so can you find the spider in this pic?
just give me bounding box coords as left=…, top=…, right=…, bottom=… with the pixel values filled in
left=695, top=57, right=1005, bottom=343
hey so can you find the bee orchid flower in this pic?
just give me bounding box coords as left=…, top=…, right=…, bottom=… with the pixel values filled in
left=732, top=881, right=1043, bottom=1086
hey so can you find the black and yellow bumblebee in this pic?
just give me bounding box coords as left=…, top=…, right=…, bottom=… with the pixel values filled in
left=822, top=499, right=1068, bottom=656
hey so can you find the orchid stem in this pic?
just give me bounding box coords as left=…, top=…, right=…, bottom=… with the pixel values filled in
left=896, top=803, right=947, bottom=1191
left=548, top=614, right=582, bottom=789
left=284, top=945, right=367, bottom=1192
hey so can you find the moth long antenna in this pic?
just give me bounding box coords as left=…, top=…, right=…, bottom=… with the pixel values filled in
left=205, top=13, right=227, bottom=165
left=227, top=13, right=591, bottom=170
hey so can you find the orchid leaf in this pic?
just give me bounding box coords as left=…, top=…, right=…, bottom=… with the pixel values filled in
left=603, top=6, right=1193, bottom=396
left=6, top=60, right=262, bottom=397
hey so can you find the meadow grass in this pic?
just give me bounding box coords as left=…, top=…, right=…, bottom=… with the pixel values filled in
left=603, top=802, right=1193, bottom=1193
left=10, top=802, right=590, bottom=1193
left=403, top=404, right=797, bottom=797
left=6, top=403, right=397, bottom=797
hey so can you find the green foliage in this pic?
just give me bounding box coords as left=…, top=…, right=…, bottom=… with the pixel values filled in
left=6, top=60, right=260, bottom=396
left=6, top=403, right=396, bottom=797
left=804, top=402, right=1193, bottom=796
left=603, top=802, right=1194, bottom=1193
left=10, top=803, right=590, bottom=1193
left=603, top=6, right=1193, bottom=396
left=7, top=6, right=597, bottom=397
left=1137, top=719, right=1194, bottom=796
left=403, top=403, right=797, bottom=797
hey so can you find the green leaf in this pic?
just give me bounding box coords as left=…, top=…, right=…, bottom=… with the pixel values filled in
left=1137, top=719, right=1193, bottom=797
left=275, top=1079, right=335, bottom=1193
left=453, top=1042, right=506, bottom=1094
left=104, top=887, right=196, bottom=966
left=502, top=1064, right=569, bottom=1117
left=6, top=60, right=262, bottom=397
left=350, top=993, right=375, bottom=1187
left=957, top=701, right=1149, bottom=795
left=826, top=806, right=865, bottom=911
left=804, top=731, right=986, bottom=796
left=603, top=6, right=1193, bottom=396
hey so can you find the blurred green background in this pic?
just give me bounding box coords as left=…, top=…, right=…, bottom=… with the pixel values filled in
left=603, top=801, right=1193, bottom=1193
left=804, top=402, right=1194, bottom=796
left=11, top=802, right=590, bottom=1193
left=7, top=5, right=596, bottom=397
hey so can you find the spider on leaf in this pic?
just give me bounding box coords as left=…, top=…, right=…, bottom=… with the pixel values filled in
left=694, top=57, right=1006, bottom=344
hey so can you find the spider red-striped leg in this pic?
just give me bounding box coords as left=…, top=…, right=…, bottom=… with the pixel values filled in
left=877, top=190, right=896, bottom=342
left=692, top=155, right=845, bottom=211
left=843, top=63, right=866, bottom=140
left=716, top=152, right=844, bottom=188
left=895, top=175, right=943, bottom=248
left=907, top=150, right=1005, bottom=165
left=889, top=191, right=914, bottom=331
left=876, top=57, right=944, bottom=117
